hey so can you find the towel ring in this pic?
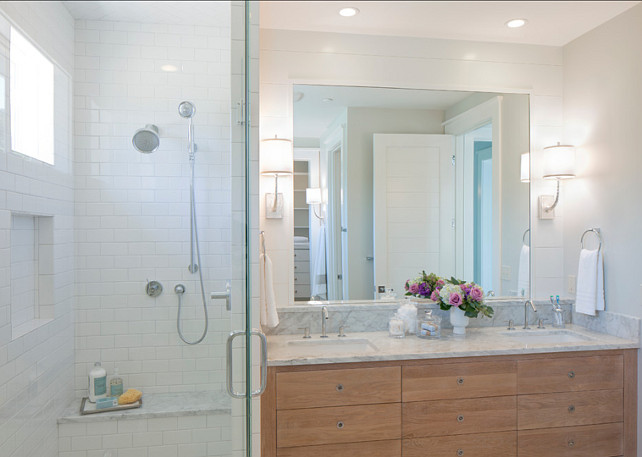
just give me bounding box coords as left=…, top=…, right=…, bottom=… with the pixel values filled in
left=580, top=228, right=603, bottom=252
left=522, top=229, right=530, bottom=246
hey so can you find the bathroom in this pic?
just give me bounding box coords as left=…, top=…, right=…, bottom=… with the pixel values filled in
left=0, top=1, right=640, bottom=456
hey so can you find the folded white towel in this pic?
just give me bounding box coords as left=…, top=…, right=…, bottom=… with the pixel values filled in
left=575, top=248, right=605, bottom=316
left=516, top=245, right=530, bottom=297
left=260, top=252, right=279, bottom=328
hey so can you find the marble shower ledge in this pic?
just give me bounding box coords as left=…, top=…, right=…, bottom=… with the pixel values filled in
left=58, top=391, right=230, bottom=424
left=267, top=325, right=639, bottom=367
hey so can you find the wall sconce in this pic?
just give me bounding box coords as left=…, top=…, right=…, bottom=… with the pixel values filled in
left=261, top=136, right=293, bottom=219
left=520, top=152, right=530, bottom=183
left=539, top=143, right=576, bottom=219
left=306, top=187, right=325, bottom=221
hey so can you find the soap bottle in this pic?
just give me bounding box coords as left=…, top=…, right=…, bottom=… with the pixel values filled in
left=89, top=362, right=107, bottom=403
left=109, top=367, right=124, bottom=397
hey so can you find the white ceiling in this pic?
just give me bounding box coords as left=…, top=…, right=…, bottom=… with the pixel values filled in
left=294, top=85, right=474, bottom=139
left=63, top=1, right=229, bottom=26
left=261, top=1, right=640, bottom=47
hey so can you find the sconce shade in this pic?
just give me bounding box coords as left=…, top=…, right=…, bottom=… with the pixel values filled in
left=306, top=188, right=322, bottom=205
left=520, top=153, right=530, bottom=183
left=542, top=143, right=576, bottom=180
left=260, top=136, right=293, bottom=175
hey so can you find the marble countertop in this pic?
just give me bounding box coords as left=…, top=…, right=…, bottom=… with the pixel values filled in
left=267, top=325, right=639, bottom=367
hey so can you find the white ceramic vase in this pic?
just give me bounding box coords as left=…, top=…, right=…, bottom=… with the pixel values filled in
left=449, top=307, right=469, bottom=335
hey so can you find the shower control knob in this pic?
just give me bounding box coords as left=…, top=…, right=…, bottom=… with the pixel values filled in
left=145, top=280, right=163, bottom=297
left=174, top=284, right=185, bottom=294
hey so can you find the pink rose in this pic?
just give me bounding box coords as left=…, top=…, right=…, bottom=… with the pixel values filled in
left=430, top=290, right=440, bottom=301
left=449, top=292, right=462, bottom=307
left=469, top=287, right=483, bottom=302
left=409, top=283, right=419, bottom=294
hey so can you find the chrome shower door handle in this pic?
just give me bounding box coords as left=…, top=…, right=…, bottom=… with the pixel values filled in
left=225, top=329, right=269, bottom=399
left=211, top=281, right=232, bottom=311
left=250, top=329, right=268, bottom=398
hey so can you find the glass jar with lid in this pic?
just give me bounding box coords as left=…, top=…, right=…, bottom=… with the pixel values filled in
left=417, top=309, right=441, bottom=339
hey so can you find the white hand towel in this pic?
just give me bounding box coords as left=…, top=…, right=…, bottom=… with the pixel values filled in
left=260, top=252, right=279, bottom=328
left=575, top=248, right=605, bottom=316
left=516, top=245, right=530, bottom=297
left=311, top=225, right=327, bottom=297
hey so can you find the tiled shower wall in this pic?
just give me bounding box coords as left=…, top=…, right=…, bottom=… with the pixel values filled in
left=0, top=3, right=75, bottom=457
left=73, top=14, right=233, bottom=397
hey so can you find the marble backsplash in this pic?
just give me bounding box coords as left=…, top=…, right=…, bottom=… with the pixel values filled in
left=267, top=299, right=640, bottom=342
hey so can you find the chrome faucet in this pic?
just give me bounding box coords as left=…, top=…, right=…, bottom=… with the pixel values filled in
left=320, top=306, right=329, bottom=338
left=523, top=300, right=537, bottom=329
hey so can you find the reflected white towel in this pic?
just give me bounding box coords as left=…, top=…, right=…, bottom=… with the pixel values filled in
left=516, top=245, right=530, bottom=297
left=311, top=225, right=327, bottom=297
left=260, top=252, right=279, bottom=328
left=575, top=248, right=605, bottom=316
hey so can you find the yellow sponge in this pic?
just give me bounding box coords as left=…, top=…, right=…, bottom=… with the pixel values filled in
left=118, top=388, right=142, bottom=405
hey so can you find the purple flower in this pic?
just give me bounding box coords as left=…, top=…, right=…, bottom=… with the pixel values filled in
left=409, top=283, right=419, bottom=294
left=469, top=287, right=483, bottom=302
left=418, top=283, right=430, bottom=296
left=404, top=280, right=410, bottom=291
left=449, top=292, right=462, bottom=307
left=430, top=290, right=440, bottom=301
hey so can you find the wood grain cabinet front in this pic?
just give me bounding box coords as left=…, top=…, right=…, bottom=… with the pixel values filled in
left=518, top=423, right=624, bottom=457
left=403, top=432, right=517, bottom=457
left=277, top=440, right=401, bottom=457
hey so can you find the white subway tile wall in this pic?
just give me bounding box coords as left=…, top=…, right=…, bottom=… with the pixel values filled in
left=0, top=3, right=76, bottom=457
left=73, top=14, right=232, bottom=397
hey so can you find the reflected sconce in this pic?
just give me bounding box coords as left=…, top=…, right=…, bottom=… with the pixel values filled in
left=520, top=153, right=530, bottom=183
left=306, top=187, right=325, bottom=221
left=261, top=136, right=293, bottom=219
left=539, top=143, right=576, bottom=219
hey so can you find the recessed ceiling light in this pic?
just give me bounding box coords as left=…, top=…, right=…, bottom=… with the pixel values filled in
left=339, top=7, right=359, bottom=17
left=161, top=64, right=179, bottom=72
left=322, top=97, right=334, bottom=103
left=505, top=18, right=527, bottom=28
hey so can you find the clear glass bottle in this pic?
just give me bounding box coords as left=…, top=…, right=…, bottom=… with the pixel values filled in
left=109, top=367, right=124, bottom=397
left=388, top=312, right=405, bottom=338
left=417, top=309, right=441, bottom=339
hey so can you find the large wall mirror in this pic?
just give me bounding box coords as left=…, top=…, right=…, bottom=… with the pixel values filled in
left=292, top=85, right=530, bottom=302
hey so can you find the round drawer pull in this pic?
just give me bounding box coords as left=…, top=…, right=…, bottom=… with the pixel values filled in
left=568, top=405, right=576, bottom=413
left=457, top=415, right=464, bottom=423
left=568, top=440, right=575, bottom=448
left=457, top=449, right=464, bottom=456
left=568, top=371, right=575, bottom=379
left=457, top=377, right=464, bottom=385
left=337, top=421, right=344, bottom=429
left=336, top=384, right=344, bottom=392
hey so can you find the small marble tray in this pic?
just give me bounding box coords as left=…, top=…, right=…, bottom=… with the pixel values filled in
left=80, top=397, right=142, bottom=415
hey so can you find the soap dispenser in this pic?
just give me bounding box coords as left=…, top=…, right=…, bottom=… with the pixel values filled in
left=109, top=367, right=124, bottom=397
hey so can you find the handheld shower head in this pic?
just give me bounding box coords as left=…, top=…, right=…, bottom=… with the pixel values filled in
left=178, top=101, right=196, bottom=119
left=132, top=124, right=160, bottom=153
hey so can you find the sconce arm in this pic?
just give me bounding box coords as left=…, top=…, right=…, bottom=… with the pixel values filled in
left=544, top=179, right=560, bottom=212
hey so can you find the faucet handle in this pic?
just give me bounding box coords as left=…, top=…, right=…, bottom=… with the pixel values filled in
left=338, top=326, right=347, bottom=337
left=298, top=327, right=311, bottom=339
left=537, top=319, right=547, bottom=329
left=506, top=320, right=515, bottom=331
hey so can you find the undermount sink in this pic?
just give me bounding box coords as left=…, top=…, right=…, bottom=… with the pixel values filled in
left=287, top=337, right=379, bottom=353
left=501, top=329, right=595, bottom=345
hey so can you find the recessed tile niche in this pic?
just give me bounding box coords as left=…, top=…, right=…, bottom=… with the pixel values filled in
left=10, top=213, right=54, bottom=339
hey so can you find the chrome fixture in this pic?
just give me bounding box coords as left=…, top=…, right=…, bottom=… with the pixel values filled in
left=321, top=306, right=329, bottom=338
left=132, top=124, right=160, bottom=153
left=523, top=300, right=537, bottom=329
left=226, top=329, right=267, bottom=399
left=537, top=318, right=546, bottom=329
left=210, top=282, right=232, bottom=311
left=506, top=320, right=515, bottom=331
left=298, top=327, right=311, bottom=339
left=145, top=279, right=163, bottom=297
left=338, top=326, right=347, bottom=337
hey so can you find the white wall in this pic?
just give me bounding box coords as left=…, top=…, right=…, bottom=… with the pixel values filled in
left=73, top=14, right=232, bottom=396
left=0, top=3, right=75, bottom=457
left=260, top=28, right=565, bottom=305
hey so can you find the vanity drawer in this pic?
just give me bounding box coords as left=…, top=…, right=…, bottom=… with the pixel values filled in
left=294, top=261, right=310, bottom=273
left=276, top=366, right=401, bottom=409
left=517, top=423, right=623, bottom=457
left=518, top=355, right=623, bottom=394
left=403, top=361, right=516, bottom=402
left=277, top=403, right=401, bottom=448
left=403, top=396, right=516, bottom=438
left=293, top=249, right=309, bottom=261
left=518, top=389, right=623, bottom=430
left=277, top=439, right=401, bottom=457
left=403, top=431, right=517, bottom=457
left=294, top=272, right=310, bottom=285
left=294, top=285, right=311, bottom=297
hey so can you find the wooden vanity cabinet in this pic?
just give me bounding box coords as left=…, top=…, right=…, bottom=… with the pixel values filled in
left=262, top=350, right=637, bottom=457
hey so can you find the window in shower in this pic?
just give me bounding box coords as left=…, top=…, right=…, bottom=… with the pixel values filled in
left=9, top=26, right=54, bottom=165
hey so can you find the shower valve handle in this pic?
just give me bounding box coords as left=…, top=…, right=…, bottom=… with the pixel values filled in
left=211, top=282, right=232, bottom=311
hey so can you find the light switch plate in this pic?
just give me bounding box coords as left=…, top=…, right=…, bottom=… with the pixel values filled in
left=265, top=193, right=284, bottom=218
left=538, top=195, right=556, bottom=219
left=501, top=265, right=512, bottom=281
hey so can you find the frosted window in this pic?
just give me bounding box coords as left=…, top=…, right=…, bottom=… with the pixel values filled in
left=10, top=27, right=54, bottom=165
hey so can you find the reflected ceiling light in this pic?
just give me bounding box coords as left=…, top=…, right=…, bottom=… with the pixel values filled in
left=506, top=18, right=527, bottom=28
left=160, top=64, right=178, bottom=72
left=339, top=7, right=359, bottom=17
left=322, top=97, right=334, bottom=102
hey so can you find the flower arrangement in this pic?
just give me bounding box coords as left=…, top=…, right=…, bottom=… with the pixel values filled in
left=433, top=277, right=494, bottom=319
left=404, top=271, right=444, bottom=299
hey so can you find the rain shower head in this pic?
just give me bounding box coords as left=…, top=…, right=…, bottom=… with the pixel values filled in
left=132, top=124, right=160, bottom=153
left=178, top=101, right=196, bottom=119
